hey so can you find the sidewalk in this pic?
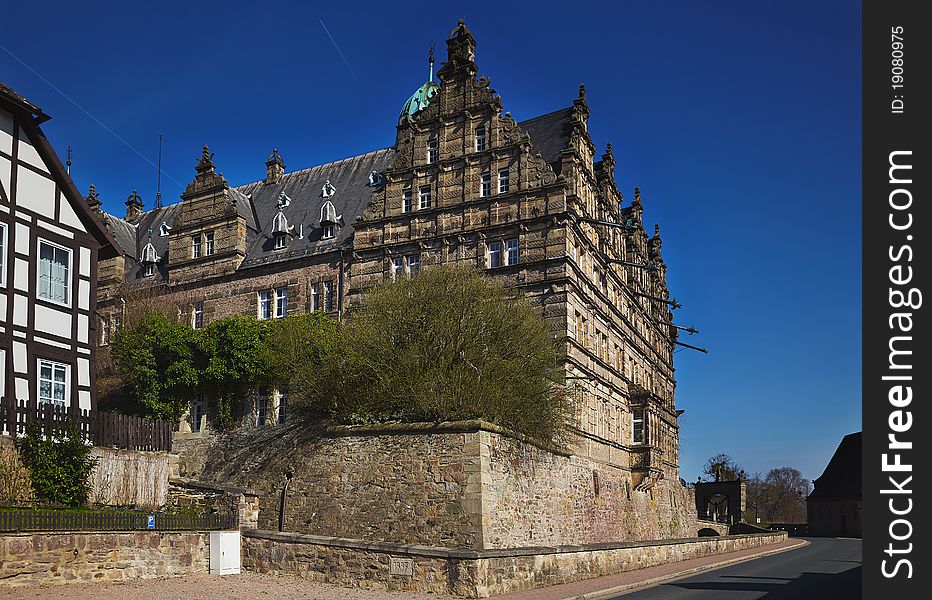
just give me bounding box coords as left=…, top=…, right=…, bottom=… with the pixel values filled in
left=491, top=537, right=809, bottom=600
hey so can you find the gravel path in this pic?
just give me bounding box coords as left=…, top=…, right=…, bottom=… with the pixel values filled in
left=8, top=572, right=454, bottom=600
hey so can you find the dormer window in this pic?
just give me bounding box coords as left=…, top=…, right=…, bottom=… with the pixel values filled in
left=475, top=126, right=486, bottom=152
left=321, top=180, right=336, bottom=198
left=322, top=225, right=334, bottom=239
left=271, top=210, right=292, bottom=249
left=159, top=222, right=171, bottom=237
left=427, top=137, right=438, bottom=164
left=143, top=264, right=155, bottom=277
left=367, top=170, right=384, bottom=187
left=319, top=200, right=341, bottom=239
left=274, top=234, right=286, bottom=250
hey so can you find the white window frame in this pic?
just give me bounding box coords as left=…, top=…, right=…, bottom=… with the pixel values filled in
left=324, top=281, right=335, bottom=312
left=505, top=238, right=519, bottom=265
left=322, top=224, right=334, bottom=239
left=191, top=235, right=202, bottom=258
left=632, top=410, right=646, bottom=445
left=418, top=186, right=431, bottom=210
left=273, top=233, right=286, bottom=250
left=475, top=126, right=486, bottom=152
left=38, top=358, right=70, bottom=409
left=392, top=257, right=404, bottom=281
left=402, top=188, right=412, bottom=213
left=143, top=263, right=155, bottom=277
left=0, top=222, right=7, bottom=287
left=37, top=238, right=72, bottom=307
left=205, top=232, right=215, bottom=256
left=258, top=290, right=272, bottom=320
left=480, top=172, right=491, bottom=198
left=311, top=283, right=321, bottom=311
left=406, top=254, right=421, bottom=277
left=192, top=302, right=204, bottom=330
left=100, top=317, right=110, bottom=346
left=427, top=137, right=438, bottom=164
left=275, top=287, right=288, bottom=318
left=487, top=241, right=502, bottom=269
left=256, top=388, right=269, bottom=429
left=276, top=386, right=288, bottom=425
left=498, top=168, right=510, bottom=194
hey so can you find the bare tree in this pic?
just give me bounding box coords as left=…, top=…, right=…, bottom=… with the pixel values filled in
left=702, top=453, right=747, bottom=482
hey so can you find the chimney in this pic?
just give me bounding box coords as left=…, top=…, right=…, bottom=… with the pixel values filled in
left=125, top=188, right=144, bottom=222
left=265, top=148, right=285, bottom=184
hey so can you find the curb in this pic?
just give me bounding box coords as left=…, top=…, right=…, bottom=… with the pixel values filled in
left=560, top=539, right=810, bottom=600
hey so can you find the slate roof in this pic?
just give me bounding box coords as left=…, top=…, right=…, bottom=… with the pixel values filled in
left=100, top=103, right=577, bottom=277
left=808, top=432, right=861, bottom=501
left=517, top=106, right=575, bottom=175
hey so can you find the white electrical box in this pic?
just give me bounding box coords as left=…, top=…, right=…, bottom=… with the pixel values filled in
left=209, top=531, right=241, bottom=575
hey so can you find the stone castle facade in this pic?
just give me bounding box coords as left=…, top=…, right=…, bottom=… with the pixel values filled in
left=95, top=21, right=682, bottom=490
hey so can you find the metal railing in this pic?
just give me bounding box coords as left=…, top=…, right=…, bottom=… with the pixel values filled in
left=0, top=508, right=236, bottom=532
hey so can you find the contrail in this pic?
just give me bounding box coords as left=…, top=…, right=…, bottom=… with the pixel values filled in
left=318, top=18, right=363, bottom=86
left=0, top=41, right=184, bottom=190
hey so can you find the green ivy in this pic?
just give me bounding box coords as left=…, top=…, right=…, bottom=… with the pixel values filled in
left=15, top=422, right=98, bottom=507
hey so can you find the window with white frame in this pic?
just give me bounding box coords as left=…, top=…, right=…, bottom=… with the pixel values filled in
left=402, top=188, right=412, bottom=213
left=632, top=410, right=646, bottom=444
left=487, top=241, right=502, bottom=268
left=275, top=287, right=288, bottom=318
left=505, top=238, right=519, bottom=265
left=498, top=168, right=510, bottom=194
left=311, top=283, right=321, bottom=311
left=38, top=359, right=69, bottom=409
left=407, top=254, right=421, bottom=277
left=256, top=387, right=269, bottom=429
left=0, top=222, right=6, bottom=287
left=480, top=171, right=491, bottom=197
left=418, top=185, right=431, bottom=210
left=322, top=224, right=334, bottom=239
left=277, top=386, right=288, bottom=425
left=324, top=281, right=335, bottom=312
left=427, top=137, right=438, bottom=164
left=100, top=317, right=110, bottom=346
left=38, top=240, right=71, bottom=305
left=191, top=235, right=201, bottom=258
left=143, top=263, right=155, bottom=277
left=258, top=290, right=272, bottom=320
left=205, top=232, right=215, bottom=256
left=193, top=302, right=204, bottom=329
left=273, top=233, right=286, bottom=250
left=392, top=257, right=404, bottom=281
left=475, top=126, right=486, bottom=151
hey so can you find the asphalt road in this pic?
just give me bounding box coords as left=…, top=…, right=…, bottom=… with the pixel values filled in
left=611, top=537, right=861, bottom=599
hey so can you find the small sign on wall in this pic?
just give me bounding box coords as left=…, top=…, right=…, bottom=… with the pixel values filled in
left=147, top=515, right=155, bottom=529
left=390, top=557, right=414, bottom=577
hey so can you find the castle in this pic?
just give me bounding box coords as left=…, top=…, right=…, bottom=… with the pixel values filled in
left=95, top=20, right=682, bottom=491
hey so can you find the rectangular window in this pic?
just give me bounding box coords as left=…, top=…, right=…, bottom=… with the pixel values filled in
left=258, top=290, right=272, bottom=320
left=37, top=240, right=71, bottom=305
left=0, top=222, right=6, bottom=287
left=192, top=235, right=201, bottom=258
left=205, top=232, right=215, bottom=256
left=143, top=263, right=155, bottom=277
left=324, top=281, right=335, bottom=312
left=392, top=257, right=405, bottom=281
left=193, top=302, right=204, bottom=330
left=311, top=283, right=321, bottom=311
left=322, top=225, right=334, bottom=239
left=480, top=172, right=491, bottom=197
left=427, top=138, right=438, bottom=164
left=498, top=168, right=510, bottom=194
left=487, top=241, right=502, bottom=268
left=275, top=287, right=288, bottom=318
left=38, top=359, right=69, bottom=409
left=277, top=387, right=288, bottom=425
left=632, top=410, right=645, bottom=444
left=407, top=254, right=421, bottom=277
left=274, top=233, right=286, bottom=250
left=418, top=185, right=431, bottom=210
left=402, top=188, right=412, bottom=213
left=192, top=395, right=206, bottom=432
left=100, top=317, right=110, bottom=346
left=505, top=238, right=519, bottom=265
left=475, top=126, right=486, bottom=151
left=256, top=389, right=269, bottom=429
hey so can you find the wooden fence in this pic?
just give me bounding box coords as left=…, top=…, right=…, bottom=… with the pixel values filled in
left=0, top=399, right=173, bottom=452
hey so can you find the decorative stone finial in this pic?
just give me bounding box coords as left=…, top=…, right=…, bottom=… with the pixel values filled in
left=578, top=84, right=586, bottom=99
left=265, top=148, right=286, bottom=184
left=195, top=145, right=216, bottom=175
left=654, top=224, right=661, bottom=238
left=86, top=183, right=102, bottom=211
left=125, top=188, right=143, bottom=222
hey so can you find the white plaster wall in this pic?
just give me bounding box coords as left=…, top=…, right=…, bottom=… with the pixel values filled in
left=34, top=304, right=72, bottom=338
left=14, top=167, right=55, bottom=215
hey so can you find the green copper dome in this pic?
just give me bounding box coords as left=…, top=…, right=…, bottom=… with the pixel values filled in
left=400, top=80, right=440, bottom=122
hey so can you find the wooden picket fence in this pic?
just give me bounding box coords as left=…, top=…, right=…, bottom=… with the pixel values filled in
left=0, top=398, right=173, bottom=452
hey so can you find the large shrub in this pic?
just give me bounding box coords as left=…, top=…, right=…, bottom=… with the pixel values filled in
left=15, top=423, right=97, bottom=507
left=297, top=267, right=571, bottom=444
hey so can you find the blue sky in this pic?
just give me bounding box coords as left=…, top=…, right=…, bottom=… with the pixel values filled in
left=1, top=1, right=861, bottom=484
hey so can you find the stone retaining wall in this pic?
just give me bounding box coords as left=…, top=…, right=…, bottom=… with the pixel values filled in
left=0, top=531, right=209, bottom=586
left=241, top=529, right=788, bottom=598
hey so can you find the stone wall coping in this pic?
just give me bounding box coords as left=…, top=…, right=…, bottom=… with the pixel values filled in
left=244, top=529, right=786, bottom=560
left=169, top=477, right=259, bottom=498
left=323, top=419, right=572, bottom=457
